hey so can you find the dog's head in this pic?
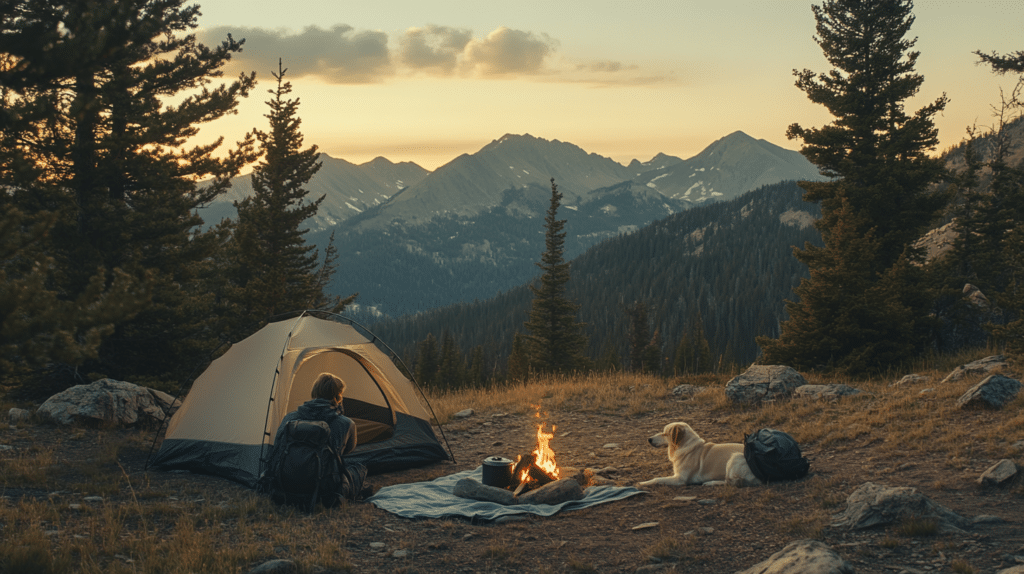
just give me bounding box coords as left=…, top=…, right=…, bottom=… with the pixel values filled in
left=647, top=422, right=701, bottom=450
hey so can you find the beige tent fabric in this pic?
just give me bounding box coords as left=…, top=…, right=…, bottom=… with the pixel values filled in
left=165, top=315, right=430, bottom=447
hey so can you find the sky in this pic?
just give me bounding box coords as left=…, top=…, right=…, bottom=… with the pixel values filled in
left=191, top=1, right=1024, bottom=171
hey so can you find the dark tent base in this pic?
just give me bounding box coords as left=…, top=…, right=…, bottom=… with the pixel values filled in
left=152, top=413, right=449, bottom=489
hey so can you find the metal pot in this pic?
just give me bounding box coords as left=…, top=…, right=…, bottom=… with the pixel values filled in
left=481, top=456, right=514, bottom=489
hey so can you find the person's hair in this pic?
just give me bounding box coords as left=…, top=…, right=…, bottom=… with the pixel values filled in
left=310, top=373, right=346, bottom=403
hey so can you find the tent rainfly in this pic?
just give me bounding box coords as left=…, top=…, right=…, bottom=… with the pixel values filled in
left=151, top=313, right=451, bottom=487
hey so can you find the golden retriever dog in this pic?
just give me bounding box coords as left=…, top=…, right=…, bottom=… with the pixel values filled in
left=638, top=422, right=761, bottom=487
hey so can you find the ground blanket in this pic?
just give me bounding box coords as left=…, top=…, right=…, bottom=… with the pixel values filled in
left=367, top=466, right=646, bottom=522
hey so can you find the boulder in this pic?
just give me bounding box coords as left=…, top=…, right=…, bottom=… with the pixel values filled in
left=725, top=365, right=806, bottom=405
left=671, top=384, right=701, bottom=397
left=940, top=355, right=1009, bottom=385
left=734, top=539, right=854, bottom=574
left=996, top=566, right=1024, bottom=574
left=956, top=375, right=1022, bottom=409
left=978, top=459, right=1019, bottom=487
left=830, top=482, right=971, bottom=533
left=8, top=407, right=32, bottom=425
left=36, top=379, right=180, bottom=427
left=794, top=384, right=864, bottom=401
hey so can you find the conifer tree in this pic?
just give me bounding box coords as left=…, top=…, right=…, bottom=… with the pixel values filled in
left=0, top=0, right=257, bottom=385
left=506, top=332, right=530, bottom=382
left=229, top=60, right=352, bottom=335
left=627, top=301, right=651, bottom=373
left=758, top=0, right=948, bottom=373
left=523, top=179, right=589, bottom=374
left=641, top=330, right=664, bottom=376
left=414, top=333, right=440, bottom=388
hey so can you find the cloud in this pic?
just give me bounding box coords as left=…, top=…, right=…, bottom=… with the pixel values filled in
left=462, top=27, right=558, bottom=76
left=398, top=25, right=473, bottom=74
left=576, top=61, right=639, bottom=74
left=200, top=25, right=392, bottom=84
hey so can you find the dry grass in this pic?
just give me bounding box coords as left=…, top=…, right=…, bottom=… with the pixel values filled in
left=1, top=348, right=1021, bottom=573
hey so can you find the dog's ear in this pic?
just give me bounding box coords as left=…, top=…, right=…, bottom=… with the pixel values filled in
left=669, top=424, right=684, bottom=446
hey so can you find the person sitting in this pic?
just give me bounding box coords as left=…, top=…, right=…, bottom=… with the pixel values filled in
left=270, top=372, right=372, bottom=502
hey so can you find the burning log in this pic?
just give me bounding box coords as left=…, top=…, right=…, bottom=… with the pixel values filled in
left=517, top=478, right=584, bottom=506
left=510, top=453, right=558, bottom=496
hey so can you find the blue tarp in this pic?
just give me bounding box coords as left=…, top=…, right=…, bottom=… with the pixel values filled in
left=367, top=466, right=646, bottom=522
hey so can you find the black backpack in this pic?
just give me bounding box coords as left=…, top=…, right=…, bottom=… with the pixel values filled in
left=743, top=428, right=810, bottom=483
left=265, top=420, right=346, bottom=510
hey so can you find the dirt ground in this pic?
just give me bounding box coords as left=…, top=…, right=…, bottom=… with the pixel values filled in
left=3, top=396, right=1024, bottom=574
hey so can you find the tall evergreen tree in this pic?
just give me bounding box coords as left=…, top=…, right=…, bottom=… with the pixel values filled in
left=506, top=332, right=530, bottom=383
left=228, top=60, right=353, bottom=336
left=0, top=0, right=257, bottom=385
left=523, top=178, right=589, bottom=374
left=627, top=301, right=651, bottom=373
left=758, top=0, right=948, bottom=373
left=414, top=333, right=440, bottom=387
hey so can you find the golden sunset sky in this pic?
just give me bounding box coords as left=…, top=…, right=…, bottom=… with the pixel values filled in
left=193, top=0, right=1024, bottom=171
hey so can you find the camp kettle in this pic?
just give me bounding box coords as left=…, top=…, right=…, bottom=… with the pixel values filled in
left=481, top=456, right=514, bottom=489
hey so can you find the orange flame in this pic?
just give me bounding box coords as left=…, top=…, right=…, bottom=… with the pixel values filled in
left=533, top=422, right=559, bottom=478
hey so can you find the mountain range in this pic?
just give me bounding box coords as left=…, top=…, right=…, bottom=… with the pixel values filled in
left=197, top=130, right=826, bottom=317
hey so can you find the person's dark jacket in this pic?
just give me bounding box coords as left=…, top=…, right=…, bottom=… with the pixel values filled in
left=273, top=398, right=357, bottom=457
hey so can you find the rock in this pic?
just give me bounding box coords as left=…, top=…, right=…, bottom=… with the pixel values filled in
left=671, top=384, right=701, bottom=397
left=940, top=355, right=1009, bottom=385
left=36, top=379, right=180, bottom=427
left=248, top=559, right=298, bottom=574
left=8, top=408, right=31, bottom=425
left=794, top=384, right=864, bottom=401
left=392, top=549, right=409, bottom=558
left=830, top=482, right=971, bottom=533
left=978, top=459, right=1019, bottom=487
left=997, top=567, right=1024, bottom=574
left=369, top=542, right=386, bottom=550
left=602, top=443, right=620, bottom=449
left=452, top=408, right=474, bottom=419
left=452, top=478, right=516, bottom=505
left=725, top=365, right=807, bottom=404
left=517, top=478, right=584, bottom=506
left=632, top=522, right=659, bottom=531
left=972, top=515, right=1005, bottom=525
left=734, top=539, right=854, bottom=574
left=893, top=374, right=929, bottom=387
left=957, top=375, right=1022, bottom=409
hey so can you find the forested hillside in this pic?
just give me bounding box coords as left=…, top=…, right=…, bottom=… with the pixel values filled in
left=372, top=180, right=822, bottom=379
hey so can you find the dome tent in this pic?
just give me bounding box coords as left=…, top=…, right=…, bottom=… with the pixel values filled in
left=151, top=312, right=451, bottom=487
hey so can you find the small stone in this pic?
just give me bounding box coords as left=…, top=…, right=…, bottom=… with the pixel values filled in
left=698, top=527, right=714, bottom=535
left=68, top=504, right=82, bottom=511
left=83, top=496, right=103, bottom=503
left=369, top=542, right=386, bottom=551
left=392, top=550, right=409, bottom=558
left=0, top=445, right=13, bottom=451
left=978, top=460, right=1018, bottom=487
left=453, top=409, right=474, bottom=419
left=602, top=443, right=620, bottom=449
left=674, top=496, right=697, bottom=502
left=632, top=522, right=659, bottom=531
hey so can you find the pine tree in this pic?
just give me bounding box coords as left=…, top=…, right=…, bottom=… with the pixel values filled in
left=758, top=0, right=948, bottom=374
left=506, top=332, right=530, bottom=383
left=627, top=301, right=651, bottom=373
left=641, top=329, right=664, bottom=376
left=523, top=178, right=589, bottom=374
left=414, top=333, right=440, bottom=388
left=0, top=0, right=258, bottom=385
left=228, top=60, right=350, bottom=334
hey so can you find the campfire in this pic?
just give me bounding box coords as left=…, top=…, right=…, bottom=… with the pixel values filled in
left=509, top=422, right=559, bottom=495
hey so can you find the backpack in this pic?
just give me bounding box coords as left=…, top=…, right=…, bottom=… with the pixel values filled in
left=264, top=419, right=346, bottom=510
left=743, top=428, right=810, bottom=483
